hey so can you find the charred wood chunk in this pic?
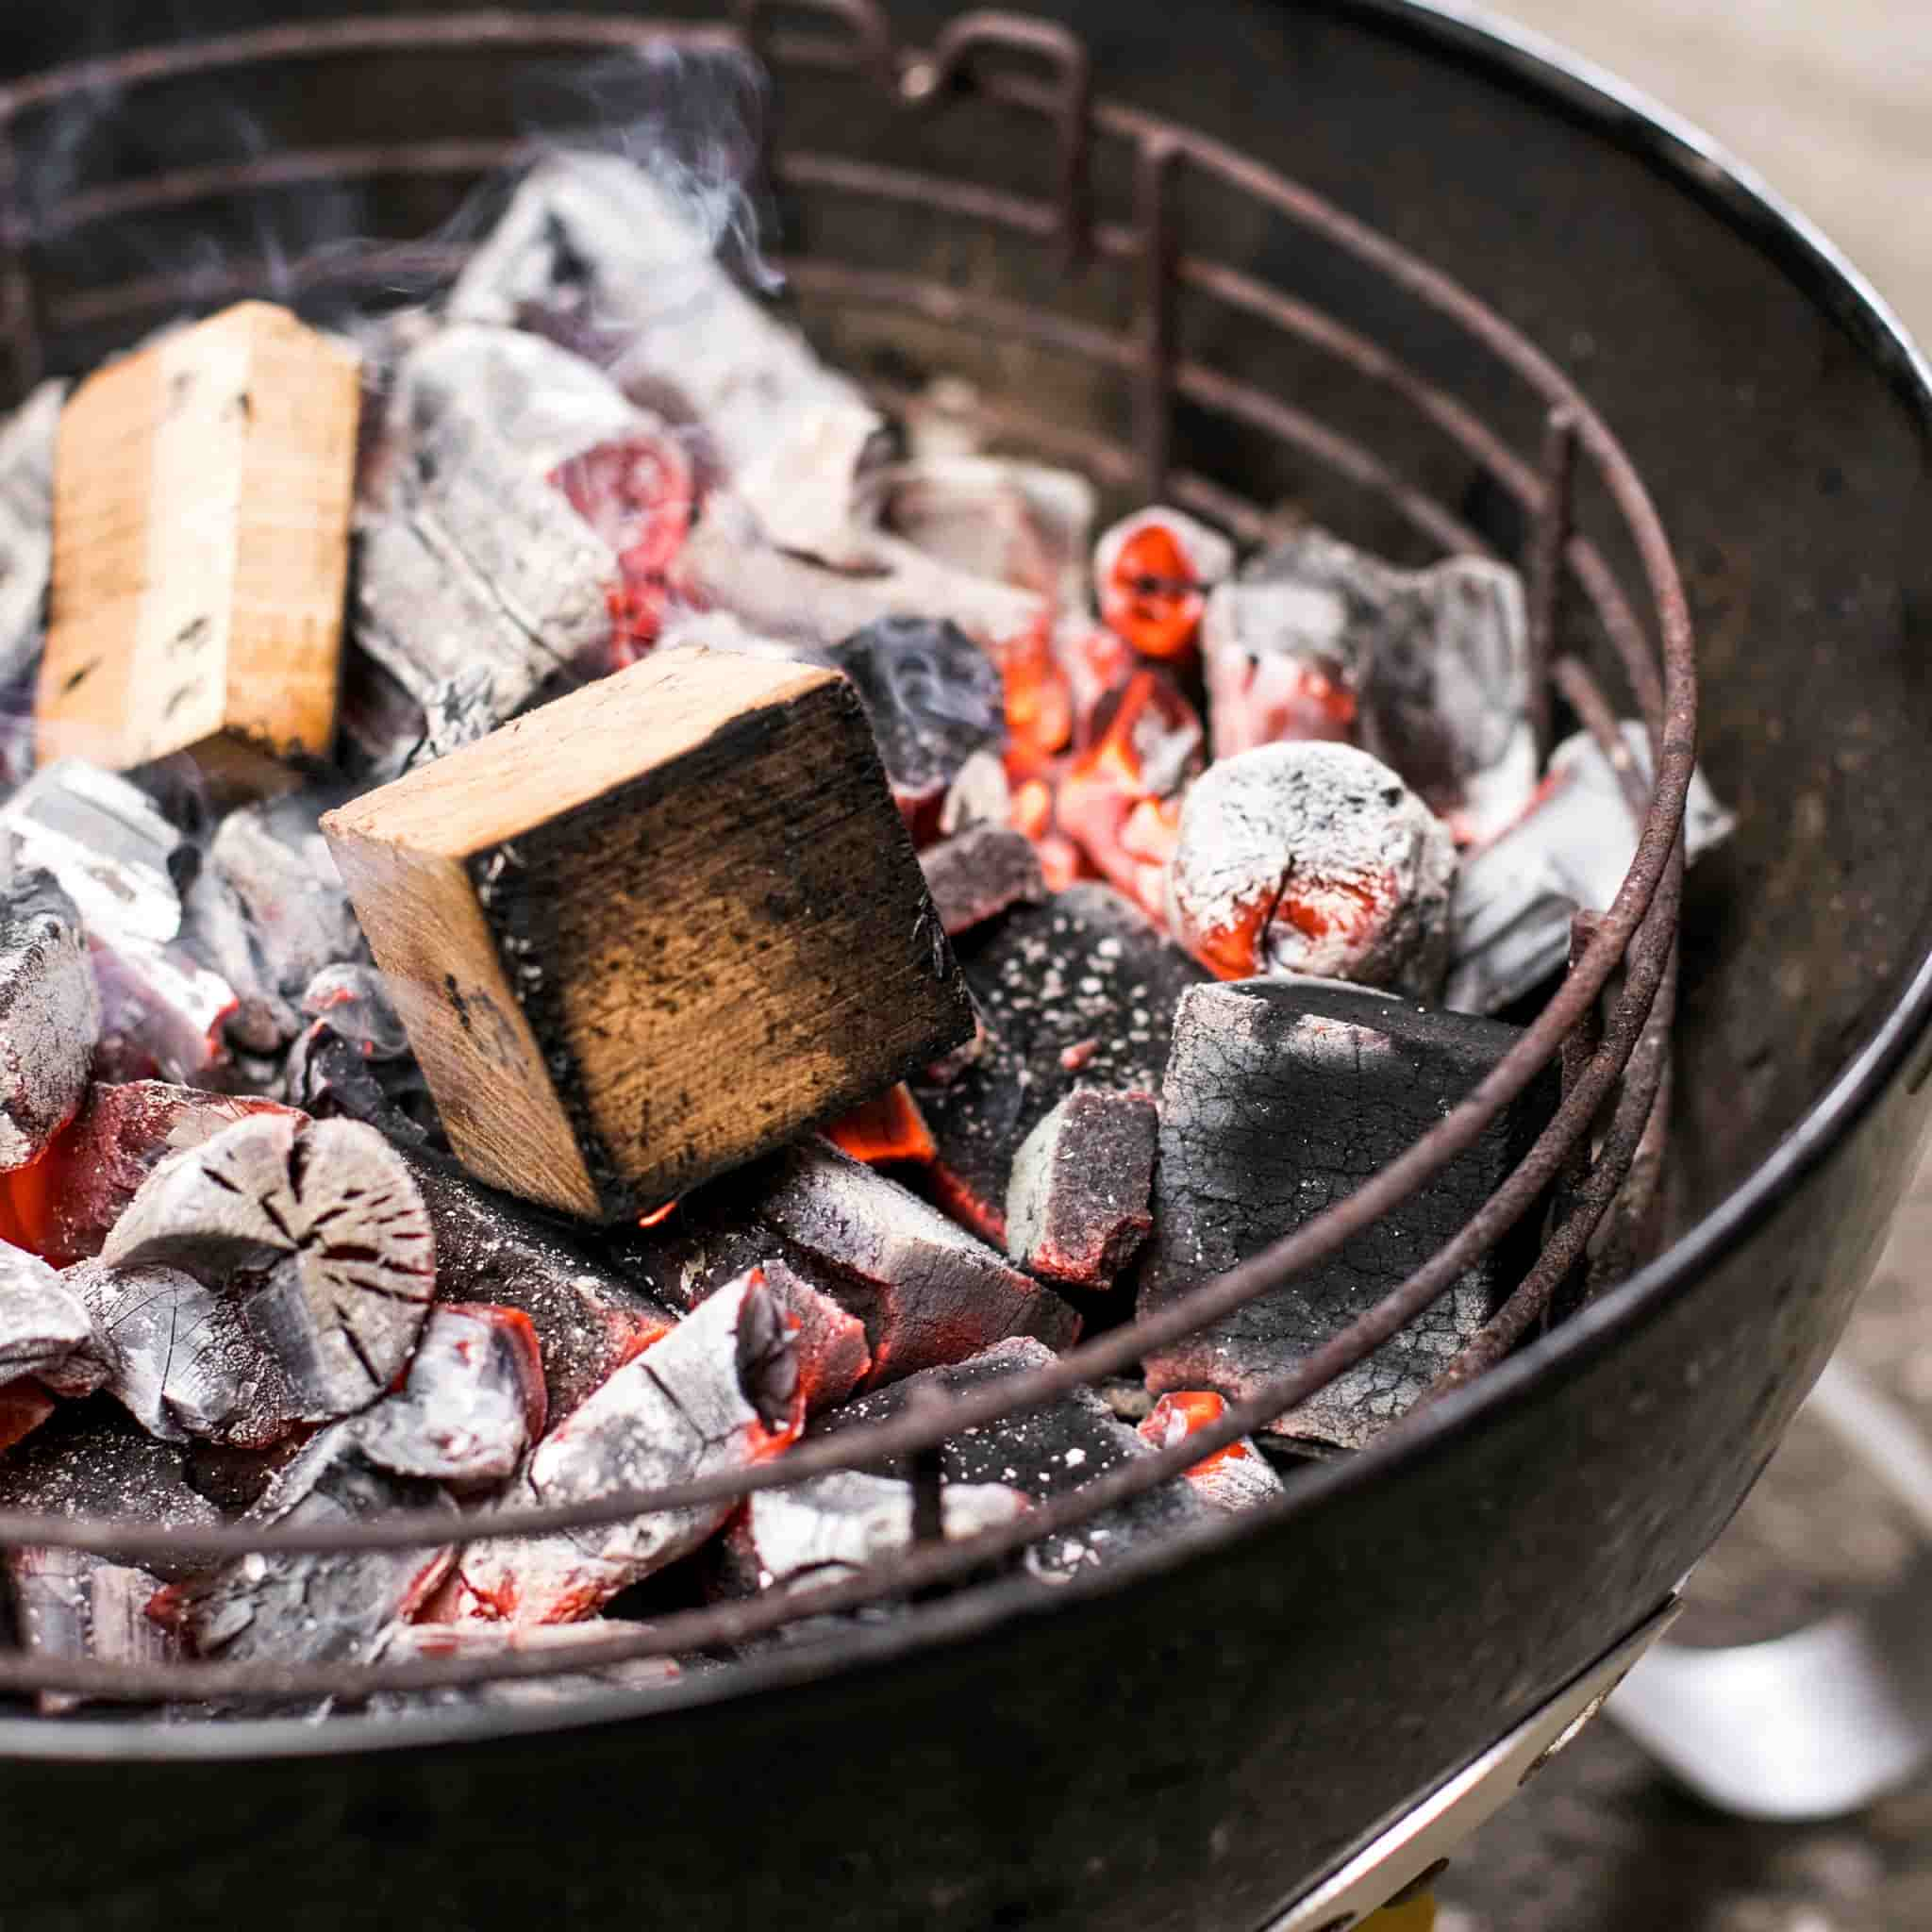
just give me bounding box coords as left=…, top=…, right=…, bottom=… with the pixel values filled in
left=0, top=1401, right=222, bottom=1579
left=69, top=1257, right=300, bottom=1449
left=1167, top=741, right=1457, bottom=996
left=39, top=302, right=359, bottom=791
left=0, top=868, right=101, bottom=1173
left=1138, top=980, right=1557, bottom=1449
left=1093, top=507, right=1234, bottom=662
left=100, top=1114, right=435, bottom=1422
left=1137, top=1391, right=1286, bottom=1513
left=717, top=1469, right=1031, bottom=1599
left=824, top=616, right=1006, bottom=822
left=324, top=646, right=973, bottom=1223
left=0, top=381, right=65, bottom=691
left=817, top=1337, right=1206, bottom=1574
left=1446, top=722, right=1737, bottom=1014
left=372, top=1621, right=680, bottom=1714
left=0, top=1239, right=103, bottom=1394
left=0, top=1079, right=295, bottom=1266
left=155, top=1422, right=458, bottom=1667
left=910, top=884, right=1208, bottom=1244
left=920, top=825, right=1048, bottom=939
left=354, top=1303, right=546, bottom=1489
left=7, top=1546, right=175, bottom=1713
left=1006, top=1090, right=1157, bottom=1291
left=429, top=1268, right=801, bottom=1628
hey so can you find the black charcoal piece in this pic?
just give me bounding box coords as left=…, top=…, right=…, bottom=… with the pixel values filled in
left=1137, top=980, right=1557, bottom=1449
left=1006, top=1090, right=1158, bottom=1290
left=919, top=824, right=1047, bottom=938
left=0, top=864, right=99, bottom=1172
left=0, top=1240, right=102, bottom=1392
left=909, top=884, right=1208, bottom=1244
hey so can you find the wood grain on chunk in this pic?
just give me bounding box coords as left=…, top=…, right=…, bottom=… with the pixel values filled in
left=324, top=645, right=973, bottom=1222
left=39, top=302, right=359, bottom=789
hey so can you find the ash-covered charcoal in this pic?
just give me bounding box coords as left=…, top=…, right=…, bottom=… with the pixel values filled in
left=7, top=1546, right=175, bottom=1714
left=402, top=1154, right=674, bottom=1424
left=101, top=1114, right=435, bottom=1423
left=354, top=1303, right=546, bottom=1489
left=429, top=1267, right=801, bottom=1628
left=817, top=1337, right=1207, bottom=1575
left=1200, top=576, right=1363, bottom=759
left=1138, top=980, right=1557, bottom=1448
left=371, top=1621, right=680, bottom=1713
left=642, top=1141, right=1080, bottom=1388
left=154, top=1422, right=457, bottom=1668
left=921, top=826, right=1045, bottom=940
left=179, top=792, right=363, bottom=1052
left=823, top=616, right=1007, bottom=821
left=1093, top=507, right=1235, bottom=661
left=0, top=866, right=98, bottom=1173
left=0, top=1080, right=295, bottom=1265
left=1167, top=741, right=1457, bottom=995
left=1446, top=722, right=1737, bottom=1014
left=767, top=1261, right=872, bottom=1417
left=716, top=1469, right=1032, bottom=1599
left=1006, top=1090, right=1158, bottom=1291
left=938, top=748, right=1013, bottom=840
left=0, top=1402, right=222, bottom=1579
left=910, top=884, right=1208, bottom=1243
left=299, top=963, right=410, bottom=1060
left=0, top=1241, right=103, bottom=1394
left=1137, top=1391, right=1285, bottom=1513
left=450, top=151, right=883, bottom=562
left=69, top=1258, right=300, bottom=1449
left=0, top=381, right=65, bottom=691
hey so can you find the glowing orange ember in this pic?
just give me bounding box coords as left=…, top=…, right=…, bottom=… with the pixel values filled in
left=1191, top=870, right=1398, bottom=980
left=998, top=617, right=1073, bottom=773
left=636, top=1201, right=679, bottom=1230
left=1139, top=1390, right=1253, bottom=1474
left=1101, top=522, right=1205, bottom=660
left=827, top=1084, right=937, bottom=1166
left=550, top=436, right=695, bottom=669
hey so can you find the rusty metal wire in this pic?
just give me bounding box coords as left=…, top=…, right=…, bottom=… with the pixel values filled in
left=0, top=0, right=1697, bottom=1704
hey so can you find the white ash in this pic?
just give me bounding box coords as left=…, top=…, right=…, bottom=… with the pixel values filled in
left=0, top=1240, right=104, bottom=1392
left=1167, top=741, right=1458, bottom=996
left=300, top=962, right=410, bottom=1060
left=450, top=151, right=885, bottom=562
left=0, top=864, right=99, bottom=1172
left=1447, top=722, right=1737, bottom=1013
left=0, top=380, right=64, bottom=691
left=939, top=748, right=1013, bottom=837
left=101, top=1113, right=436, bottom=1422
left=1092, top=505, right=1236, bottom=605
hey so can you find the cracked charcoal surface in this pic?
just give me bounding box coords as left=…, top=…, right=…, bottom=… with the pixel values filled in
left=1138, top=980, right=1555, bottom=1449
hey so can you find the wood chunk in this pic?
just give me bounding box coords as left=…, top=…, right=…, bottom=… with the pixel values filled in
left=1006, top=1091, right=1158, bottom=1290
left=910, top=884, right=1208, bottom=1243
left=0, top=381, right=65, bottom=691
left=101, top=1114, right=435, bottom=1422
left=1137, top=980, right=1557, bottom=1449
left=39, top=302, right=359, bottom=789
left=0, top=1241, right=102, bottom=1393
left=7, top=1546, right=175, bottom=1713
left=1138, top=1391, right=1286, bottom=1513
left=0, top=868, right=98, bottom=1172
left=920, top=825, right=1047, bottom=938
left=324, top=645, right=974, bottom=1223
left=428, top=1269, right=801, bottom=1629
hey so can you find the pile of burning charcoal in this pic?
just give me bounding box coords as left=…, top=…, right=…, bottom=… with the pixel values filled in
left=0, top=145, right=1732, bottom=1712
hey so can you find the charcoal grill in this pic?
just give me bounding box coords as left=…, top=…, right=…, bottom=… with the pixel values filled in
left=0, top=3, right=1927, bottom=1927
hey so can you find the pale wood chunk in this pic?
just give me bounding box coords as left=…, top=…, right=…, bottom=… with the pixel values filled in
left=323, top=645, right=974, bottom=1223
left=38, top=301, right=360, bottom=789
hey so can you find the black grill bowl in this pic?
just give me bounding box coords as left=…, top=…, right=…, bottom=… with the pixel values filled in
left=0, top=4, right=1929, bottom=1927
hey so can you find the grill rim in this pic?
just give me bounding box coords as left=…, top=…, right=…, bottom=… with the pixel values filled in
left=0, top=0, right=1919, bottom=1738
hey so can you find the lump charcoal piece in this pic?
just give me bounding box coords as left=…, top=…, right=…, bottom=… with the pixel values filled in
left=768, top=1261, right=871, bottom=1417
left=69, top=1258, right=300, bottom=1449
left=920, top=826, right=1045, bottom=940
left=0, top=1376, right=56, bottom=1451
left=1201, top=577, right=1363, bottom=759
left=428, top=1268, right=802, bottom=1628
left=717, top=1469, right=1031, bottom=1598
left=101, top=1114, right=435, bottom=1422
left=910, top=884, right=1208, bottom=1244
left=0, top=381, right=65, bottom=689
left=372, top=1621, right=679, bottom=1714
left=1167, top=741, right=1457, bottom=996
left=89, top=939, right=237, bottom=1086
left=7, top=1546, right=175, bottom=1713
left=0, top=863, right=98, bottom=1172
left=300, top=962, right=409, bottom=1060
left=450, top=151, right=883, bottom=561
left=0, top=1240, right=103, bottom=1392
left=0, top=1402, right=221, bottom=1579
left=1093, top=507, right=1234, bottom=661
left=1138, top=1391, right=1285, bottom=1513
left=355, top=1303, right=546, bottom=1488
left=817, top=1337, right=1206, bottom=1576
left=1006, top=1091, right=1157, bottom=1291
left=1446, top=722, right=1737, bottom=1014
left=154, top=1422, right=457, bottom=1666
left=0, top=1080, right=296, bottom=1265
left=403, top=1153, right=675, bottom=1424
left=1137, top=980, right=1557, bottom=1449
left=281, top=1019, right=427, bottom=1147
left=824, top=616, right=1006, bottom=818
left=938, top=748, right=1012, bottom=840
